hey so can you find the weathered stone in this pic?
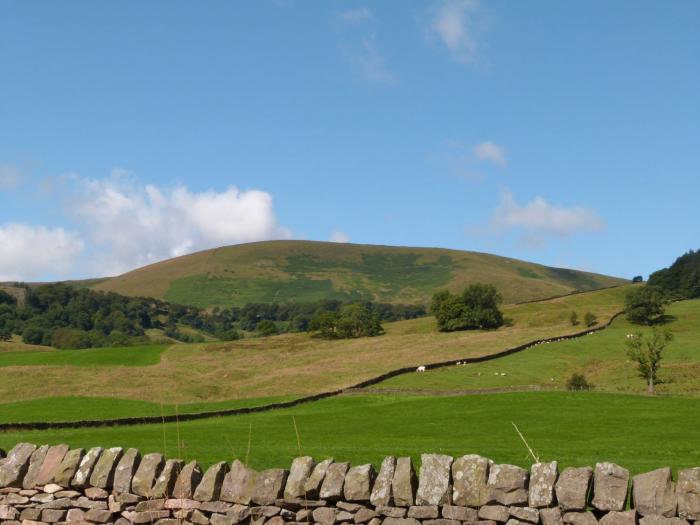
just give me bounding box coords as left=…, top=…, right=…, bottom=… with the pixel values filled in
left=164, top=498, right=200, bottom=510
left=251, top=468, right=288, bottom=505
left=7, top=492, right=30, bottom=503
left=23, top=446, right=50, bottom=490
left=296, top=509, right=311, bottom=522
left=344, top=464, right=376, bottom=502
left=376, top=506, right=407, bottom=518
left=39, top=497, right=73, bottom=510
left=354, top=508, right=378, bottom=524
left=42, top=484, right=62, bottom=494
left=478, top=505, right=510, bottom=523
left=73, top=496, right=107, bottom=510
left=30, top=493, right=52, bottom=503
left=0, top=443, right=37, bottom=488
left=41, top=510, right=66, bottom=523
left=313, top=507, right=338, bottom=525
left=189, top=509, right=210, bottom=525
left=154, top=520, right=179, bottom=525
left=639, top=517, right=689, bottom=525
left=200, top=501, right=233, bottom=513
left=192, top=461, right=228, bottom=502
left=677, top=467, right=700, bottom=520
left=112, top=449, right=140, bottom=495
left=107, top=495, right=122, bottom=513
left=506, top=519, right=526, bottom=525
left=130, top=453, right=164, bottom=497
left=276, top=497, right=327, bottom=510
left=422, top=519, right=459, bottom=525
left=442, top=505, right=477, bottom=521
left=20, top=488, right=39, bottom=495
left=599, top=510, right=636, bottom=525
left=0, top=505, right=20, bottom=520
left=562, top=512, right=598, bottom=525
left=210, top=514, right=235, bottom=525
left=114, top=493, right=140, bottom=504
left=66, top=509, right=85, bottom=523
left=20, top=509, right=42, bottom=521
left=71, top=448, right=103, bottom=489
left=284, top=456, right=315, bottom=500
left=528, top=462, right=558, bottom=508
left=35, top=446, right=69, bottom=489
left=633, top=467, right=677, bottom=517
left=84, top=487, right=108, bottom=499
left=540, top=508, right=564, bottom=525
left=392, top=457, right=418, bottom=508
left=134, top=499, right=165, bottom=512
left=370, top=456, right=395, bottom=507
left=487, top=464, right=529, bottom=506
left=320, top=463, right=349, bottom=501
left=336, top=502, right=364, bottom=512
left=19, top=520, right=46, bottom=525
left=592, top=462, right=629, bottom=512
left=304, top=458, right=333, bottom=499
left=382, top=518, right=421, bottom=525
left=407, top=506, right=439, bottom=519
left=226, top=503, right=251, bottom=523
left=52, top=450, right=84, bottom=488
left=53, top=490, right=80, bottom=498
left=266, top=517, right=285, bottom=525
left=220, top=460, right=256, bottom=504
left=169, top=460, right=201, bottom=500
left=151, top=459, right=184, bottom=499
left=89, top=447, right=122, bottom=490
left=115, top=518, right=132, bottom=525
left=416, top=454, right=453, bottom=506
left=452, top=455, right=491, bottom=508
left=128, top=510, right=170, bottom=524
left=508, top=507, right=539, bottom=523
left=249, top=505, right=280, bottom=517
left=337, top=511, right=355, bottom=522
left=555, top=467, right=593, bottom=512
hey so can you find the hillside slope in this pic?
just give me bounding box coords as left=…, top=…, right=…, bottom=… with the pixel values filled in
left=93, top=240, right=627, bottom=307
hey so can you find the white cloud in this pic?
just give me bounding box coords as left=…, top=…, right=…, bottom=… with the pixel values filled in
left=489, top=188, right=605, bottom=246
left=429, top=0, right=484, bottom=64
left=474, top=141, right=507, bottom=167
left=339, top=7, right=373, bottom=24
left=0, top=164, right=22, bottom=190
left=66, top=173, right=291, bottom=275
left=329, top=230, right=350, bottom=243
left=347, top=35, right=395, bottom=85
left=0, top=223, right=84, bottom=281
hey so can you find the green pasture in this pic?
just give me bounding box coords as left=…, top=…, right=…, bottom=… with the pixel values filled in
left=0, top=344, right=168, bottom=367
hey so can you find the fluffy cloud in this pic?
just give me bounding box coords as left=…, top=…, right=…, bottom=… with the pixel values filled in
left=490, top=188, right=605, bottom=246
left=429, top=0, right=484, bottom=64
left=0, top=164, right=22, bottom=190
left=329, top=229, right=350, bottom=243
left=67, top=175, right=291, bottom=275
left=474, top=141, right=507, bottom=167
left=0, top=223, right=84, bottom=281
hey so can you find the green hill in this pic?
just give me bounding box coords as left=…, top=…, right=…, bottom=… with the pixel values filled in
left=93, top=240, right=627, bottom=308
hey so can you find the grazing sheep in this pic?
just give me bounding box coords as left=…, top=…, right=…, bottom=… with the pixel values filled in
left=416, top=365, right=426, bottom=372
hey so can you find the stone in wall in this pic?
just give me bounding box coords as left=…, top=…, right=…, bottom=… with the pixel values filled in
left=344, top=464, right=376, bottom=502
left=393, top=457, right=418, bottom=507
left=676, top=467, right=700, bottom=521
left=131, top=452, right=164, bottom=497
left=639, top=517, right=690, bottom=525
left=22, top=444, right=49, bottom=489
left=71, top=446, right=103, bottom=489
left=320, top=461, right=349, bottom=501
left=304, top=457, right=333, bottom=499
left=634, top=467, right=677, bottom=518
left=35, top=443, right=70, bottom=487
left=416, top=454, right=453, bottom=506
left=221, top=459, right=257, bottom=504
left=453, top=454, right=492, bottom=507
left=540, top=507, right=564, bottom=525
left=592, top=462, right=629, bottom=512
left=562, top=511, right=598, bottom=525
left=529, top=461, right=558, bottom=508
left=371, top=456, right=396, bottom=507
left=251, top=468, right=288, bottom=505
left=599, top=510, right=637, bottom=525
left=284, top=456, right=315, bottom=500
left=0, top=442, right=37, bottom=488
left=555, top=467, right=592, bottom=511
left=52, top=448, right=84, bottom=487
left=173, top=460, right=203, bottom=499
left=152, top=458, right=184, bottom=498
left=113, top=448, right=141, bottom=494
left=193, top=461, right=229, bottom=501
left=487, top=464, right=529, bottom=506
left=89, top=446, right=123, bottom=489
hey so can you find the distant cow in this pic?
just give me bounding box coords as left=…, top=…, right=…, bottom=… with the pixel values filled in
left=416, top=365, right=426, bottom=372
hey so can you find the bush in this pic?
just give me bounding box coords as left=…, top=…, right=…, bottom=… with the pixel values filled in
left=431, top=284, right=503, bottom=332
left=257, top=320, right=279, bottom=336
left=625, top=286, right=667, bottom=325
left=310, top=304, right=383, bottom=339
left=567, top=373, right=592, bottom=391
left=584, top=312, right=597, bottom=327
left=216, top=329, right=241, bottom=341
left=22, top=325, right=49, bottom=345
left=570, top=311, right=579, bottom=326
left=0, top=327, right=11, bottom=342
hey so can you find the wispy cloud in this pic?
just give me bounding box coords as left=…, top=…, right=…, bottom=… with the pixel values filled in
left=474, top=141, right=507, bottom=167
left=429, top=0, right=486, bottom=65
left=488, top=188, right=606, bottom=248
left=347, top=35, right=395, bottom=85
left=339, top=7, right=374, bottom=24
left=0, top=164, right=23, bottom=190
left=329, top=229, right=350, bottom=243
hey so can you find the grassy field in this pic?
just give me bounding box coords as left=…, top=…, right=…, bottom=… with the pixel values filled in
left=93, top=240, right=627, bottom=308
left=0, top=392, right=697, bottom=475
left=371, top=299, right=700, bottom=396
left=0, top=344, right=168, bottom=367
left=0, top=287, right=631, bottom=420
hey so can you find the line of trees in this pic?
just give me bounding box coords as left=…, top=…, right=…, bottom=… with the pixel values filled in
left=431, top=283, right=504, bottom=332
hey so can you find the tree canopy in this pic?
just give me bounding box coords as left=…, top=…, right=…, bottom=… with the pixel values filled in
left=625, top=285, right=668, bottom=325
left=648, top=249, right=700, bottom=299
left=431, top=283, right=504, bottom=332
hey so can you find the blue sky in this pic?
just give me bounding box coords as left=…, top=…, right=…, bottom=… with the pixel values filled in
left=1, top=0, right=699, bottom=281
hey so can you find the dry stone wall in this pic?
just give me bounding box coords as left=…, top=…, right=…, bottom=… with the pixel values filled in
left=0, top=443, right=698, bottom=525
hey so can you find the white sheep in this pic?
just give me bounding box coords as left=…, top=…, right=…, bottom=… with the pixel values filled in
left=416, top=365, right=426, bottom=372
